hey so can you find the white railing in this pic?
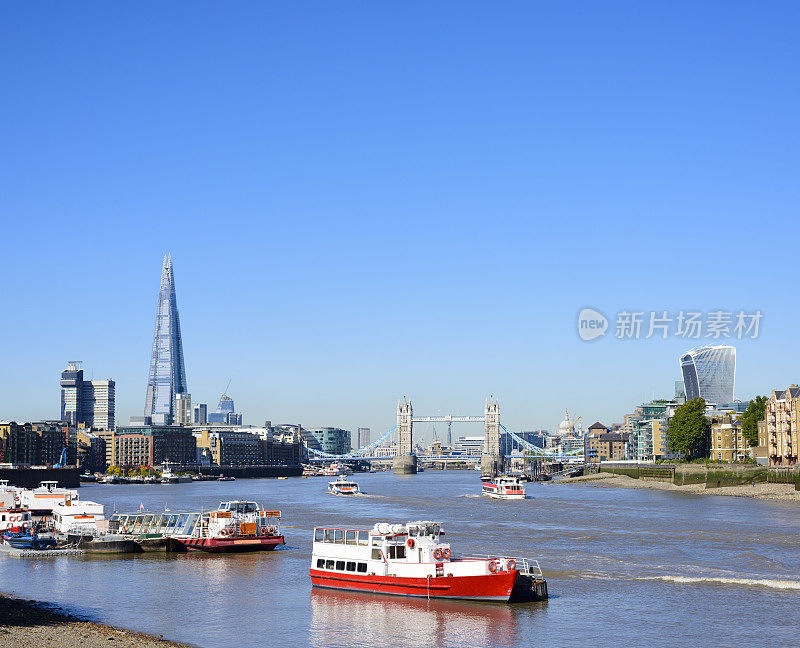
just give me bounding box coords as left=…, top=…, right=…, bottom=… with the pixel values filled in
left=464, top=554, right=543, bottom=578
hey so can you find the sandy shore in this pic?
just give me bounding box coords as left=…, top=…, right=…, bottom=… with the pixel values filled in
left=0, top=594, right=192, bottom=648
left=553, top=472, right=800, bottom=501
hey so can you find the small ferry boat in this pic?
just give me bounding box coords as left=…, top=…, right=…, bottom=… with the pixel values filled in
left=481, top=476, right=525, bottom=500
left=161, top=465, right=192, bottom=484
left=310, top=521, right=547, bottom=602
left=217, top=475, right=235, bottom=482
left=328, top=478, right=361, bottom=495
left=172, top=501, right=284, bottom=553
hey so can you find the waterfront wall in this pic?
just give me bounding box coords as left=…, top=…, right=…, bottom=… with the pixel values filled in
left=171, top=464, right=303, bottom=479
left=600, top=463, right=799, bottom=490
left=0, top=467, right=81, bottom=488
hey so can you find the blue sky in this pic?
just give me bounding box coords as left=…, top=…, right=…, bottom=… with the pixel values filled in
left=1, top=2, right=798, bottom=443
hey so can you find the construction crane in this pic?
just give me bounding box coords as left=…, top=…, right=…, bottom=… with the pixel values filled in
left=55, top=447, right=67, bottom=468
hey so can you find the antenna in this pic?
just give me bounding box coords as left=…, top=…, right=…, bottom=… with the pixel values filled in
left=222, top=379, right=232, bottom=397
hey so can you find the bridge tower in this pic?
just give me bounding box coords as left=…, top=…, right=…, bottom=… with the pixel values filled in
left=481, top=395, right=503, bottom=476
left=393, top=396, right=417, bottom=474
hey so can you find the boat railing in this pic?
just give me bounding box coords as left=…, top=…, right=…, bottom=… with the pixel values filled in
left=464, top=554, right=544, bottom=578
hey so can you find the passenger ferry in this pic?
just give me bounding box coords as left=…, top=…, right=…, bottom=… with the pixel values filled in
left=328, top=478, right=361, bottom=495
left=310, top=521, right=547, bottom=602
left=481, top=476, right=525, bottom=500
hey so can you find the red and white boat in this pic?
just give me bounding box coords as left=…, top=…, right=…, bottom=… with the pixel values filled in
left=481, top=476, right=525, bottom=500
left=174, top=501, right=284, bottom=553
left=309, top=521, right=547, bottom=602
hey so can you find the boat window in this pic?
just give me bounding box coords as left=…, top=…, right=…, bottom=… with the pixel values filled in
left=334, top=530, right=344, bottom=544
left=316, top=559, right=325, bottom=569
left=335, top=561, right=345, bottom=571
left=433, top=525, right=440, bottom=538
left=325, top=560, right=334, bottom=570
left=371, top=537, right=381, bottom=546
left=314, top=528, right=324, bottom=542
left=388, top=545, right=406, bottom=560
left=324, top=529, right=332, bottom=543
left=345, top=530, right=356, bottom=545
left=356, top=563, right=367, bottom=573
left=346, top=561, right=356, bottom=571
left=357, top=531, right=369, bottom=546
left=409, top=527, right=417, bottom=537
left=245, top=503, right=256, bottom=513
left=371, top=548, right=382, bottom=560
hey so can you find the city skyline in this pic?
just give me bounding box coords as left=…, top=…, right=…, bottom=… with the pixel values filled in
left=2, top=4, right=799, bottom=439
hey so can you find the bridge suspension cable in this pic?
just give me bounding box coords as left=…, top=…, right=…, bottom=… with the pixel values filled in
left=500, top=424, right=583, bottom=460
left=303, top=426, right=397, bottom=460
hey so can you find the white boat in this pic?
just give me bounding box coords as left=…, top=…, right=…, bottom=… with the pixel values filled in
left=310, top=520, right=548, bottom=601
left=481, top=476, right=525, bottom=500
left=161, top=465, right=192, bottom=484
left=320, top=463, right=353, bottom=477
left=51, top=497, right=106, bottom=534
left=17, top=481, right=80, bottom=515
left=328, top=478, right=361, bottom=495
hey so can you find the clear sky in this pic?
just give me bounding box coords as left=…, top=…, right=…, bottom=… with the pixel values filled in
left=1, top=2, right=798, bottom=445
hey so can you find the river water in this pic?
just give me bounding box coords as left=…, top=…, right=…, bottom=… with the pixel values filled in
left=2, top=471, right=799, bottom=648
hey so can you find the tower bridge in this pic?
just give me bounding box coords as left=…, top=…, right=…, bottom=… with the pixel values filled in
left=303, top=395, right=506, bottom=476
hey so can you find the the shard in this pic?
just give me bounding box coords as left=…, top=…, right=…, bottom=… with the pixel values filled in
left=144, top=254, right=188, bottom=425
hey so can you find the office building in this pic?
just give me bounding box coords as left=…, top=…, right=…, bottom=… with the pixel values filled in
left=60, top=361, right=115, bottom=430
left=193, top=403, right=208, bottom=424
left=174, top=392, right=192, bottom=426
left=453, top=435, right=485, bottom=457
left=679, top=345, right=736, bottom=405
left=307, top=427, right=351, bottom=455
left=207, top=394, right=242, bottom=425
left=143, top=255, right=188, bottom=425
left=356, top=427, right=371, bottom=448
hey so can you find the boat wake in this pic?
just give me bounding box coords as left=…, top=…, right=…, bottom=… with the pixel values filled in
left=638, top=575, right=800, bottom=590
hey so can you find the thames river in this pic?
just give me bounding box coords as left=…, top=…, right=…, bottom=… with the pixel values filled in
left=2, top=471, right=799, bottom=648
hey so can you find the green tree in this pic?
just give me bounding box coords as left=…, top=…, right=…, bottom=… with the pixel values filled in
left=667, top=397, right=711, bottom=460
left=741, top=395, right=767, bottom=447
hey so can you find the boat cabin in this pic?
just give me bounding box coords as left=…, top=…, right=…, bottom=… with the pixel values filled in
left=312, top=521, right=458, bottom=578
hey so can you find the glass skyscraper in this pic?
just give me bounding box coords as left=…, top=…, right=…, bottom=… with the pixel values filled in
left=144, top=255, right=188, bottom=425
left=679, top=345, right=736, bottom=405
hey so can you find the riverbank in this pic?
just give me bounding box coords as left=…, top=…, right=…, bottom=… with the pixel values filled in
left=0, top=594, right=192, bottom=648
left=554, top=472, right=800, bottom=501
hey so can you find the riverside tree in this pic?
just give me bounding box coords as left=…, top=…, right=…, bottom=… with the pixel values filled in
left=667, top=397, right=710, bottom=460
left=741, top=395, right=767, bottom=446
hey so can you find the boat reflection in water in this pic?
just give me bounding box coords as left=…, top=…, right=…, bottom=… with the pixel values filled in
left=310, top=587, right=544, bottom=648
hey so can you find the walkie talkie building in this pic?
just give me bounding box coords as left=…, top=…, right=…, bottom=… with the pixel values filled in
left=144, top=255, right=188, bottom=425
left=679, top=345, right=736, bottom=405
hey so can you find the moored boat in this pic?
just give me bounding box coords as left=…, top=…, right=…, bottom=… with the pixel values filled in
left=328, top=478, right=361, bottom=495
left=173, top=501, right=284, bottom=553
left=481, top=476, right=525, bottom=500
left=310, top=521, right=547, bottom=602
left=17, top=481, right=80, bottom=516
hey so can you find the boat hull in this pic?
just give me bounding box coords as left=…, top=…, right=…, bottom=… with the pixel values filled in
left=309, top=568, right=519, bottom=601
left=483, top=491, right=525, bottom=500
left=177, top=534, right=285, bottom=553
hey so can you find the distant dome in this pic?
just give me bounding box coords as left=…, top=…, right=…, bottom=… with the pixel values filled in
left=558, top=411, right=573, bottom=433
